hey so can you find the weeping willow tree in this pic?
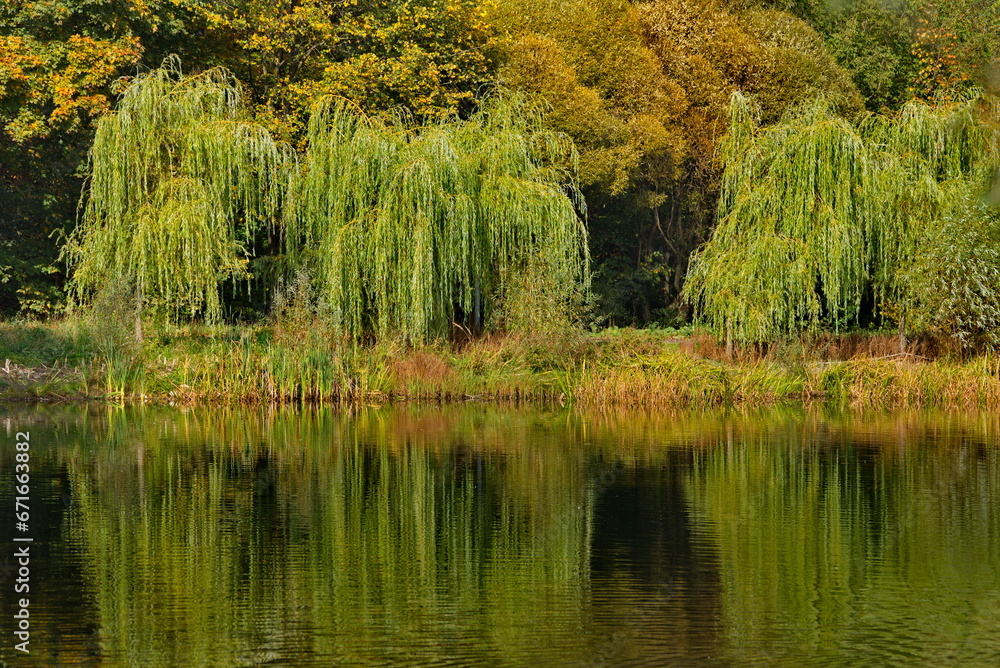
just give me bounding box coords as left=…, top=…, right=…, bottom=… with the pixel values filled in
left=684, top=91, right=1000, bottom=346
left=285, top=92, right=590, bottom=343
left=62, top=57, right=292, bottom=339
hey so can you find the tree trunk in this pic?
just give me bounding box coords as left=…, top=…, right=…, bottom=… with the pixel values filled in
left=898, top=314, right=906, bottom=355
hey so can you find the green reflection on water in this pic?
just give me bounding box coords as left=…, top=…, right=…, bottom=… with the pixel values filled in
left=1, top=405, right=998, bottom=667
left=686, top=413, right=1000, bottom=665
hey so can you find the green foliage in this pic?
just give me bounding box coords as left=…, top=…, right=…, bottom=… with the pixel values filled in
left=902, top=196, right=1000, bottom=350
left=63, top=59, right=293, bottom=323
left=908, top=0, right=1000, bottom=101
left=2, top=0, right=495, bottom=317
left=490, top=0, right=863, bottom=325
left=684, top=90, right=1000, bottom=343
left=0, top=0, right=228, bottom=315
left=0, top=319, right=93, bottom=368
left=739, top=1, right=1000, bottom=108
left=4, top=0, right=998, bottom=336
left=825, top=0, right=919, bottom=111
left=285, top=91, right=590, bottom=343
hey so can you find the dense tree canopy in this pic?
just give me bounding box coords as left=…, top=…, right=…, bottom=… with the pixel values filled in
left=684, top=91, right=1000, bottom=343
left=1, top=0, right=494, bottom=314
left=488, top=0, right=862, bottom=324
left=62, top=59, right=292, bottom=329
left=1, top=0, right=998, bottom=348
left=64, top=63, right=588, bottom=343
left=286, top=92, right=588, bottom=342
left=1, top=2, right=141, bottom=313
left=211, top=0, right=494, bottom=132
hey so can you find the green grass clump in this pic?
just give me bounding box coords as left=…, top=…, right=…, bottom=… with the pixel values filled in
left=0, top=319, right=95, bottom=367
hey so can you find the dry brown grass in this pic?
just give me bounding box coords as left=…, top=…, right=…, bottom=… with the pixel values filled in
left=390, top=349, right=456, bottom=387
left=678, top=330, right=959, bottom=364
left=813, top=356, right=1000, bottom=408
left=806, top=332, right=956, bottom=360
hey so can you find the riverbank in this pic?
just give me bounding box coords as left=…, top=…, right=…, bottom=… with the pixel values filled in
left=2, top=319, right=998, bottom=407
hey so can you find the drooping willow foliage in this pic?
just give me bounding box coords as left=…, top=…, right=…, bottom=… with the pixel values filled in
left=684, top=91, right=1000, bottom=343
left=61, top=60, right=588, bottom=342
left=285, top=93, right=590, bottom=343
left=63, top=57, right=292, bottom=323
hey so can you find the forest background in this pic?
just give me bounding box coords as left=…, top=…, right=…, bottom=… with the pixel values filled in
left=2, top=1, right=1000, bottom=405
left=3, top=0, right=996, bottom=322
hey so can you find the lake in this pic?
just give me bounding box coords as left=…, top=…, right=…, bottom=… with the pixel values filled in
left=1, top=404, right=998, bottom=666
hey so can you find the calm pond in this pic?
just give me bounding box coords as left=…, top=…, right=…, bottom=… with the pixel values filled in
left=1, top=404, right=998, bottom=666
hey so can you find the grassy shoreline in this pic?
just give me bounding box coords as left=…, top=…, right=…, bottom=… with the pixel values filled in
left=3, top=319, right=1000, bottom=408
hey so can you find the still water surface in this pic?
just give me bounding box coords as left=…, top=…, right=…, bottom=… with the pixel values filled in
left=1, top=404, right=998, bottom=666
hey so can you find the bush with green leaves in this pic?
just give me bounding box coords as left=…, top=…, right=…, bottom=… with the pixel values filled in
left=902, top=196, right=1000, bottom=351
